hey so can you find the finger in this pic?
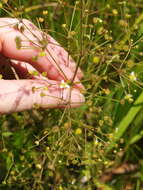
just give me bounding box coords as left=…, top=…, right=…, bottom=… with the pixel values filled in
left=0, top=54, right=45, bottom=79
left=10, top=59, right=41, bottom=79
left=0, top=18, right=83, bottom=83
left=0, top=79, right=85, bottom=114
left=10, top=58, right=84, bottom=89
left=46, top=34, right=83, bottom=79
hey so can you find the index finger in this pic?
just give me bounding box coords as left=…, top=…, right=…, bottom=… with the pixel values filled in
left=0, top=18, right=83, bottom=86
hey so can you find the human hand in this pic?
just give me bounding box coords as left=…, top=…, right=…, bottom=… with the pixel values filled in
left=0, top=18, right=84, bottom=114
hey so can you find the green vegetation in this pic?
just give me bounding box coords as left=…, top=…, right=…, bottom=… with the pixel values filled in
left=1, top=0, right=143, bottom=189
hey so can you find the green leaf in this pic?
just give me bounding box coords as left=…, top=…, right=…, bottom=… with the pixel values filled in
left=106, top=91, right=143, bottom=153
left=129, top=130, right=143, bottom=145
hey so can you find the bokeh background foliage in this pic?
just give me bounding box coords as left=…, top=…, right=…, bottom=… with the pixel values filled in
left=1, top=0, right=143, bottom=189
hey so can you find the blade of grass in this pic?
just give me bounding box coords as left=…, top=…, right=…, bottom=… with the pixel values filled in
left=106, top=91, right=143, bottom=153
left=128, top=130, right=143, bottom=145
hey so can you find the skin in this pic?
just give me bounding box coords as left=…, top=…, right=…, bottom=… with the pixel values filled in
left=0, top=18, right=85, bottom=114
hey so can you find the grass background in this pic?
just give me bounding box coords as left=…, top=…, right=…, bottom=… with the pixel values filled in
left=1, top=0, right=143, bottom=189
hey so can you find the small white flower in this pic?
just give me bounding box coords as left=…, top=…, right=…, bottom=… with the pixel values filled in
left=94, top=138, right=98, bottom=145
left=81, top=176, right=88, bottom=183
left=124, top=94, right=134, bottom=102
left=60, top=80, right=70, bottom=89
left=18, top=22, right=23, bottom=30
left=124, top=94, right=132, bottom=99
left=129, top=71, right=137, bottom=82
left=115, top=128, right=118, bottom=132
